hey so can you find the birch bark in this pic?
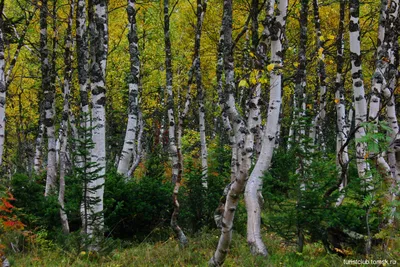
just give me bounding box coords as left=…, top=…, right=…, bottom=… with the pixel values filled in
left=39, top=0, right=57, bottom=196
left=117, top=0, right=142, bottom=177
left=309, top=0, right=327, bottom=150
left=349, top=0, right=372, bottom=189
left=335, top=0, right=349, bottom=206
left=164, top=0, right=188, bottom=247
left=87, top=0, right=108, bottom=241
left=195, top=0, right=208, bottom=188
left=209, top=0, right=253, bottom=265
left=245, top=0, right=288, bottom=255
left=59, top=0, right=74, bottom=234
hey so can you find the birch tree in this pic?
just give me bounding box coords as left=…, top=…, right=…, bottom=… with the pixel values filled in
left=38, top=0, right=57, bottom=196
left=164, top=0, right=188, bottom=247
left=195, top=0, right=208, bottom=189
left=77, top=0, right=90, bottom=125
left=58, top=0, right=74, bottom=234
left=334, top=0, right=349, bottom=206
left=117, top=0, right=142, bottom=177
left=87, top=0, right=108, bottom=242
left=309, top=0, right=327, bottom=150
left=349, top=0, right=371, bottom=188
left=245, top=0, right=288, bottom=256
left=209, top=0, right=253, bottom=264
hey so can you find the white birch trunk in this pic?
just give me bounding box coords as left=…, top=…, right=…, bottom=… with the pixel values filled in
left=58, top=0, right=74, bottom=235
left=117, top=0, right=141, bottom=177
left=244, top=0, right=287, bottom=256
left=209, top=1, right=253, bottom=265
left=163, top=0, right=188, bottom=247
left=335, top=0, right=348, bottom=207
left=87, top=0, right=108, bottom=242
left=195, top=0, right=208, bottom=188
left=349, top=0, right=372, bottom=189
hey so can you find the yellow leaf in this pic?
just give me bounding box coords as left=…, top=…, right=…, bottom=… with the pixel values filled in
left=259, top=77, right=268, bottom=84
left=319, top=35, right=325, bottom=42
left=249, top=70, right=258, bottom=85
left=318, top=47, right=324, bottom=56
left=267, top=63, right=275, bottom=72
left=307, top=104, right=313, bottom=109
left=334, top=98, right=340, bottom=104
left=364, top=152, right=369, bottom=160
left=249, top=52, right=255, bottom=58
left=293, top=62, right=299, bottom=68
left=328, top=34, right=335, bottom=40
left=238, top=79, right=249, bottom=88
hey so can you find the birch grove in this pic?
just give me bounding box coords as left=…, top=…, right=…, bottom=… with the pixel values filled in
left=0, top=0, right=400, bottom=264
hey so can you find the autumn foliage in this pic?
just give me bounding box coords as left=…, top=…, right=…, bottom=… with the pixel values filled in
left=0, top=191, right=25, bottom=261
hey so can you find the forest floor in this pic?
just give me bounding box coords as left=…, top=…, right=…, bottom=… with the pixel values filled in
left=7, top=230, right=400, bottom=266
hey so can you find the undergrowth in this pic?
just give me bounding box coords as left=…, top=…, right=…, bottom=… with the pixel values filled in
left=7, top=229, right=399, bottom=266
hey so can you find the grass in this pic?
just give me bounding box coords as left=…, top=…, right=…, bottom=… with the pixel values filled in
left=6, top=230, right=400, bottom=266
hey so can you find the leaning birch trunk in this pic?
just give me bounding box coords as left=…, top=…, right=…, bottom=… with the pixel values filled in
left=349, top=0, right=371, bottom=188
left=335, top=0, right=349, bottom=207
left=87, top=0, right=108, bottom=243
left=209, top=0, right=253, bottom=265
left=213, top=26, right=236, bottom=229
left=58, top=0, right=74, bottom=234
left=245, top=0, right=287, bottom=255
left=195, top=0, right=208, bottom=188
left=215, top=26, right=236, bottom=183
left=163, top=0, right=188, bottom=247
left=117, top=0, right=141, bottom=177
left=0, top=1, right=5, bottom=166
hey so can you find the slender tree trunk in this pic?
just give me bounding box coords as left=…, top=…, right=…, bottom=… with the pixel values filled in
left=39, top=0, right=56, bottom=196
left=58, top=0, right=74, bottom=234
left=213, top=25, right=236, bottom=228
left=349, top=0, right=372, bottom=189
left=294, top=0, right=309, bottom=253
left=209, top=1, right=253, bottom=265
left=335, top=0, right=349, bottom=207
left=310, top=0, right=326, bottom=150
left=196, top=0, right=208, bottom=188
left=76, top=0, right=90, bottom=232
left=245, top=0, right=288, bottom=256
left=117, top=0, right=141, bottom=177
left=87, top=0, right=108, bottom=242
left=215, top=26, right=236, bottom=183
left=163, top=0, right=188, bottom=247
left=77, top=0, right=90, bottom=122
